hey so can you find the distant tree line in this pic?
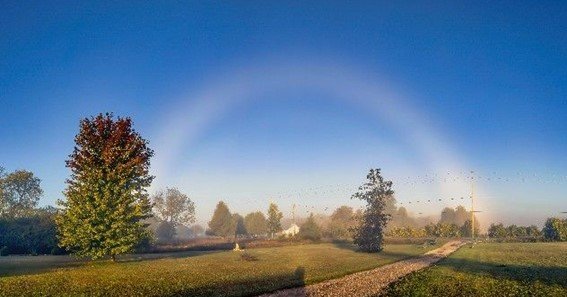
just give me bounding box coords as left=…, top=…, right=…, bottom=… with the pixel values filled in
left=3, top=113, right=566, bottom=260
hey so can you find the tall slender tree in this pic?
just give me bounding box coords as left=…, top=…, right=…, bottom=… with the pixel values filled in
left=351, top=168, right=393, bottom=252
left=267, top=202, right=283, bottom=238
left=208, top=201, right=233, bottom=237
left=56, top=113, right=154, bottom=260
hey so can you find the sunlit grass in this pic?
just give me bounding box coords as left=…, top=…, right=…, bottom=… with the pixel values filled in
left=383, top=242, right=567, bottom=297
left=0, top=243, right=438, bottom=296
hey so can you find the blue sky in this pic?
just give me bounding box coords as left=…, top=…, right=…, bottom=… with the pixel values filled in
left=1, top=1, right=566, bottom=226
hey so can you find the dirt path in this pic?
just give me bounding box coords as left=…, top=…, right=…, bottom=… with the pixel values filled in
left=259, top=240, right=467, bottom=297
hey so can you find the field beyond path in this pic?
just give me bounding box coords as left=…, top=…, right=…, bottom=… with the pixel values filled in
left=260, top=240, right=466, bottom=297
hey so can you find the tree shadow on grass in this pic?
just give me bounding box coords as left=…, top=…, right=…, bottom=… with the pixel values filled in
left=437, top=257, right=567, bottom=288
left=166, top=266, right=308, bottom=297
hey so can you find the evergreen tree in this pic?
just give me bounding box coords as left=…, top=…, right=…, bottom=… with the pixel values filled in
left=56, top=113, right=154, bottom=260
left=299, top=213, right=322, bottom=241
left=208, top=201, right=233, bottom=237
left=267, top=202, right=283, bottom=238
left=351, top=168, right=393, bottom=252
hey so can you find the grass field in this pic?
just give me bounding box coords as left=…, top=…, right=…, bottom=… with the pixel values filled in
left=382, top=242, right=567, bottom=297
left=0, top=242, right=438, bottom=296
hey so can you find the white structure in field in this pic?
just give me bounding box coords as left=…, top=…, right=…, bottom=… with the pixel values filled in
left=282, top=223, right=300, bottom=237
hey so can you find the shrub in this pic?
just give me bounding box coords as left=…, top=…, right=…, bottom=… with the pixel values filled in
left=0, top=246, right=8, bottom=256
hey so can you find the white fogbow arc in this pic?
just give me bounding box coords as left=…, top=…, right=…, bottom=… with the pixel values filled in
left=152, top=59, right=476, bottom=207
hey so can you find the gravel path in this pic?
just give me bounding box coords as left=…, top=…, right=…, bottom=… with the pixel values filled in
left=259, top=240, right=467, bottom=297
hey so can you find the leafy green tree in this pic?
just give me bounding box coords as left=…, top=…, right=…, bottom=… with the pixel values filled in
left=543, top=217, right=567, bottom=241
left=299, top=213, right=322, bottom=241
left=56, top=113, right=154, bottom=261
left=208, top=201, right=233, bottom=237
left=488, top=223, right=507, bottom=238
left=152, top=187, right=195, bottom=237
left=328, top=205, right=356, bottom=240
left=351, top=168, right=393, bottom=252
left=0, top=169, right=43, bottom=218
left=244, top=211, right=268, bottom=237
left=0, top=207, right=61, bottom=255
left=231, top=213, right=247, bottom=238
left=267, top=202, right=283, bottom=238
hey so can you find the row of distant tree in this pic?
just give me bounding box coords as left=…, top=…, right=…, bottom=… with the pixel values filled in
left=488, top=219, right=567, bottom=241
left=2, top=113, right=565, bottom=259
left=202, top=201, right=350, bottom=242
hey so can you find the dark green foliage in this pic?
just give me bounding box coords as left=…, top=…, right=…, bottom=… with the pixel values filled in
left=299, top=213, right=322, bottom=241
left=543, top=218, right=567, bottom=241
left=0, top=207, right=60, bottom=255
left=208, top=201, right=233, bottom=237
left=267, top=203, right=283, bottom=238
left=56, top=113, right=154, bottom=260
left=351, top=168, right=393, bottom=252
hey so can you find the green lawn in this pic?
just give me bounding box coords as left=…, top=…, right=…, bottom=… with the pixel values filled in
left=0, top=242, right=437, bottom=296
left=383, top=242, right=567, bottom=297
